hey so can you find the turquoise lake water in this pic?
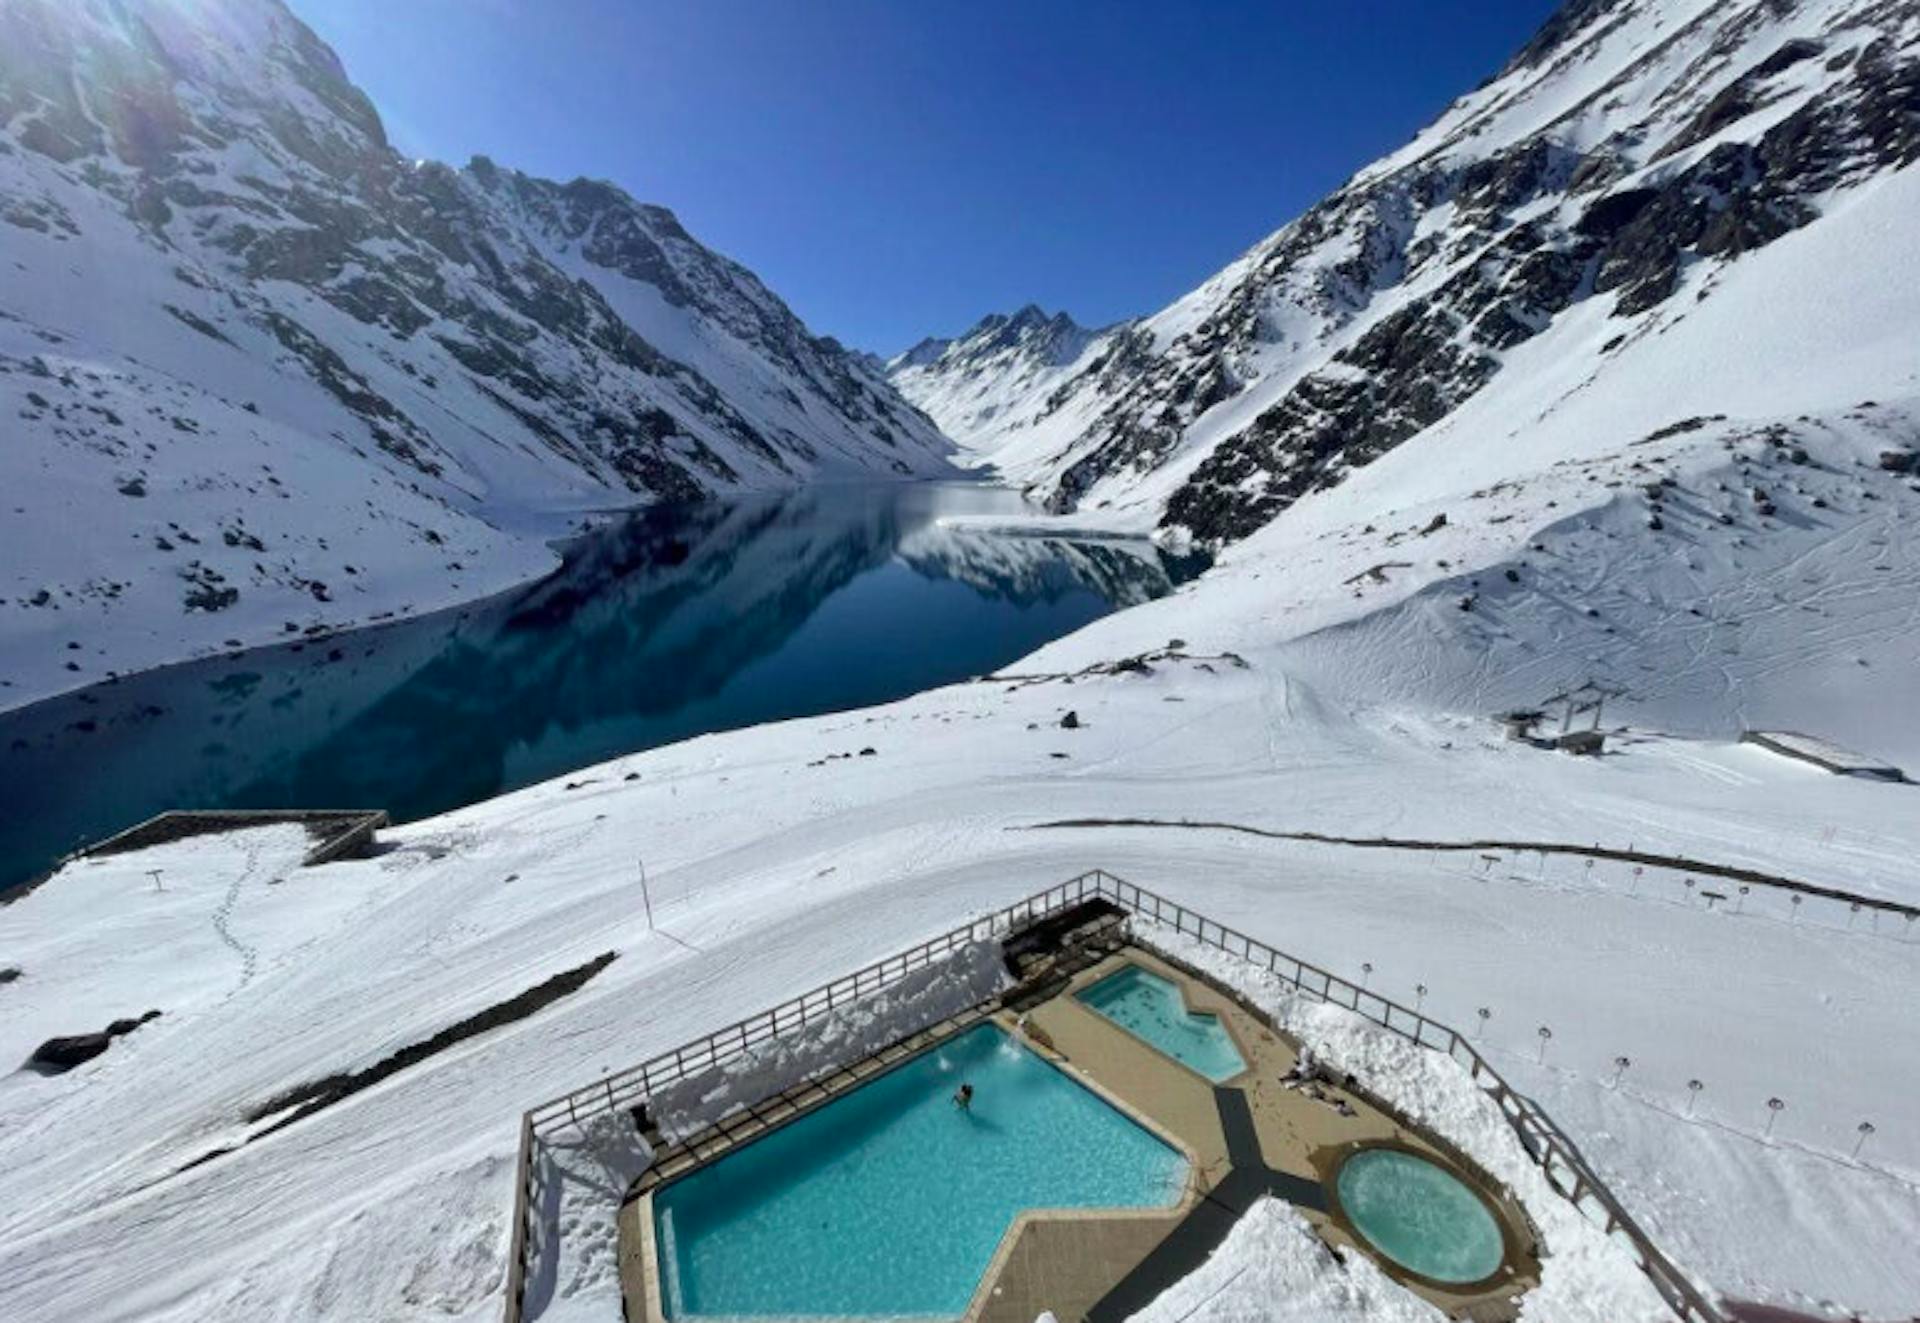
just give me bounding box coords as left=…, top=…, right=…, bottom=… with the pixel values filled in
left=0, top=483, right=1205, bottom=894
left=652, top=1022, right=1187, bottom=1318
left=1075, top=964, right=1249, bottom=1082
left=1335, top=1147, right=1506, bottom=1284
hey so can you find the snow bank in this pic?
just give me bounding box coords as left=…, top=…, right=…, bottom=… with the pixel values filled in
left=526, top=1109, right=654, bottom=1322
left=648, top=939, right=1010, bottom=1143
left=1127, top=1197, right=1448, bottom=1323
left=1139, top=922, right=1673, bottom=1323
left=524, top=940, right=1009, bottom=1319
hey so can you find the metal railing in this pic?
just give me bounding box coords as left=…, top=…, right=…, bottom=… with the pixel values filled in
left=503, top=876, right=1097, bottom=1319
left=1097, top=870, right=1724, bottom=1323
left=502, top=869, right=1722, bottom=1323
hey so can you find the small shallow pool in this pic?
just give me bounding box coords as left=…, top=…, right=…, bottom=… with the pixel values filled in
left=1075, top=964, right=1248, bottom=1082
left=652, top=1021, right=1188, bottom=1318
left=1335, top=1147, right=1506, bottom=1284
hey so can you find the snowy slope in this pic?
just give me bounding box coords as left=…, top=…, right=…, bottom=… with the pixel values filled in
left=0, top=0, right=951, bottom=711
left=917, top=0, right=1920, bottom=545
left=5, top=1, right=1920, bottom=1321
left=4, top=297, right=1918, bottom=1321
left=885, top=306, right=1123, bottom=485
left=4, top=555, right=1918, bottom=1322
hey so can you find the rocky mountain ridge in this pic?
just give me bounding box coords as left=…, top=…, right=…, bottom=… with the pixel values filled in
left=0, top=0, right=951, bottom=708
left=885, top=304, right=1121, bottom=460
left=900, top=0, right=1920, bottom=543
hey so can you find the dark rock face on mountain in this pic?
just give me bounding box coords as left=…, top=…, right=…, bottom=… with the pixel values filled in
left=0, top=0, right=951, bottom=703
left=0, top=0, right=945, bottom=500
left=937, top=0, right=1920, bottom=543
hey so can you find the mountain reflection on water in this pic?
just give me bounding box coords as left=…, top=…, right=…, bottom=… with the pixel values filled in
left=1, top=483, right=1206, bottom=894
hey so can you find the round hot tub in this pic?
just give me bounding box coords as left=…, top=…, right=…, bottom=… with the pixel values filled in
left=1333, top=1147, right=1506, bottom=1285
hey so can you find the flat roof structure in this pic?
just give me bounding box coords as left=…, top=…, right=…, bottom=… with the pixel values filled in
left=1741, top=731, right=1908, bottom=782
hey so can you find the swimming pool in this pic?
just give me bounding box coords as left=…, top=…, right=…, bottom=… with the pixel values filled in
left=1335, top=1147, right=1506, bottom=1284
left=651, top=1021, right=1188, bottom=1318
left=1074, top=964, right=1248, bottom=1082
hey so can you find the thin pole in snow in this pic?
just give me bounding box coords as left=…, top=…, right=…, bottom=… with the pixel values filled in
left=1764, top=1096, right=1785, bottom=1139
left=147, top=869, right=164, bottom=893
left=1536, top=1025, right=1551, bottom=1064
left=1853, top=1121, right=1875, bottom=1159
left=1686, top=1079, right=1703, bottom=1116
left=639, top=858, right=655, bottom=931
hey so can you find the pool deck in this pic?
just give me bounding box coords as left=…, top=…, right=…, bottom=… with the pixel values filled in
left=616, top=942, right=1540, bottom=1323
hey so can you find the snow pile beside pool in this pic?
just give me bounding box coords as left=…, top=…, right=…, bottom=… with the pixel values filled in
left=1128, top=1197, right=1448, bottom=1323
left=649, top=938, right=1010, bottom=1143
left=528, top=1109, right=654, bottom=1323
left=1139, top=923, right=1671, bottom=1323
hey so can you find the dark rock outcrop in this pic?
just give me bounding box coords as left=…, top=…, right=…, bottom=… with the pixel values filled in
left=26, top=1009, right=162, bottom=1074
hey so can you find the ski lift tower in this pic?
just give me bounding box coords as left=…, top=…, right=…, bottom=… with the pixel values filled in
left=1539, top=681, right=1620, bottom=755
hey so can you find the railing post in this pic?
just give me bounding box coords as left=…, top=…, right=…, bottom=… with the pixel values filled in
left=503, top=1112, right=535, bottom=1323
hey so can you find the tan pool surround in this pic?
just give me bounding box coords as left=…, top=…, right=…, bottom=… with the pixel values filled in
left=616, top=945, right=1541, bottom=1322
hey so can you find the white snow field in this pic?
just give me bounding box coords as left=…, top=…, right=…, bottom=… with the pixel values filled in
left=5, top=0, right=1920, bottom=1319
left=5, top=158, right=1920, bottom=1323
left=3, top=353, right=1918, bottom=1321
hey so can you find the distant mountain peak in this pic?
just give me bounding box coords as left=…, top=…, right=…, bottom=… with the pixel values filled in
left=887, top=305, right=1128, bottom=453
left=892, top=0, right=1920, bottom=544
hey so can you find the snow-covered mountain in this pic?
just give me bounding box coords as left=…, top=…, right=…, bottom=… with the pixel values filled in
left=0, top=0, right=951, bottom=711
left=5, top=3, right=1920, bottom=1323
left=914, top=0, right=1920, bottom=543
left=886, top=305, right=1122, bottom=478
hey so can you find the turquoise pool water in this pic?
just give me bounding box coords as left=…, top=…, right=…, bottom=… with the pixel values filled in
left=1336, top=1148, right=1506, bottom=1284
left=652, top=1022, right=1187, bottom=1319
left=1075, top=964, right=1248, bottom=1082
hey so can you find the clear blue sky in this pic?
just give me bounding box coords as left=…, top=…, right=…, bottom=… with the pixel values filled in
left=299, top=0, right=1561, bottom=354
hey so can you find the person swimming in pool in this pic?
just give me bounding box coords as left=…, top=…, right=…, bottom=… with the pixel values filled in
left=953, top=1082, right=974, bottom=1110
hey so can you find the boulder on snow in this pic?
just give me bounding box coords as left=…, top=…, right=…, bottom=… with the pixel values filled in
left=1878, top=448, right=1916, bottom=473
left=28, top=1033, right=115, bottom=1072
left=26, top=1009, right=161, bottom=1074
left=1059, top=710, right=1081, bottom=730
